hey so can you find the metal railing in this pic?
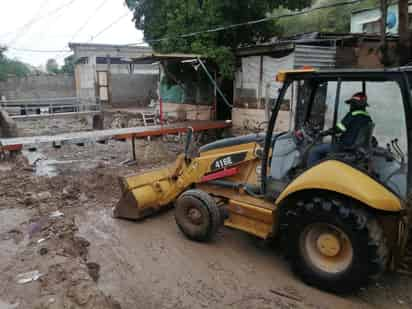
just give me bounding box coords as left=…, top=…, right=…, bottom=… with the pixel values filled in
left=0, top=97, right=101, bottom=118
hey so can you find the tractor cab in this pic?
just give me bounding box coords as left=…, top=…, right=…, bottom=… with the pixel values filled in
left=264, top=68, right=411, bottom=201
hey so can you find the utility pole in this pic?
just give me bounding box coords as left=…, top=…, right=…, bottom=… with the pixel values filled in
left=398, top=0, right=410, bottom=65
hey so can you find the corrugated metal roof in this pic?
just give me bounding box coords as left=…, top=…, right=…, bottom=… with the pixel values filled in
left=149, top=53, right=203, bottom=59
left=69, top=42, right=152, bottom=51
left=294, top=45, right=336, bottom=70
left=130, top=53, right=204, bottom=64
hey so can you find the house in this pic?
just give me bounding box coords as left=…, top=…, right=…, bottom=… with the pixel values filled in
left=69, top=43, right=158, bottom=107
left=351, top=1, right=412, bottom=34
left=232, top=32, right=400, bottom=131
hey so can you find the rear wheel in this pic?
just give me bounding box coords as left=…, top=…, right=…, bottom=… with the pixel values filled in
left=281, top=196, right=388, bottom=293
left=175, top=189, right=221, bottom=242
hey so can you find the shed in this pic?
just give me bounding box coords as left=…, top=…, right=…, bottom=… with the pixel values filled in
left=131, top=53, right=216, bottom=122
left=69, top=43, right=158, bottom=107
left=232, top=32, right=400, bottom=132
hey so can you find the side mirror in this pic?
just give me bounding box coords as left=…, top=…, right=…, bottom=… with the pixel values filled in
left=185, top=127, right=194, bottom=161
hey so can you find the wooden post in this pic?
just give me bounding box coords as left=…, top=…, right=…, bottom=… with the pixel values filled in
left=131, top=135, right=137, bottom=162
left=399, top=0, right=410, bottom=65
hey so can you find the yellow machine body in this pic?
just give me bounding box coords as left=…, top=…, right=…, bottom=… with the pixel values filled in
left=114, top=141, right=403, bottom=241
left=275, top=160, right=403, bottom=212
left=114, top=141, right=260, bottom=219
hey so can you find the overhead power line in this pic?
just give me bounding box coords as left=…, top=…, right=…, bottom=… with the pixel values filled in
left=8, top=47, right=70, bottom=53
left=88, top=10, right=131, bottom=42
left=52, top=0, right=110, bottom=61
left=69, top=0, right=110, bottom=42
left=128, top=0, right=368, bottom=46
left=8, top=0, right=78, bottom=46
left=8, top=0, right=50, bottom=45
left=56, top=7, right=133, bottom=60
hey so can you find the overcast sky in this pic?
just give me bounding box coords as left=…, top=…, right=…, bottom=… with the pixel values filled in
left=0, top=0, right=144, bottom=67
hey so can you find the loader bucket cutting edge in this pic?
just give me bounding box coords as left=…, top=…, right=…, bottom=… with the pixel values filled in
left=112, top=190, right=144, bottom=220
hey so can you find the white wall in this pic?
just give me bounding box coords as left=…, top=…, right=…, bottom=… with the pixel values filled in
left=75, top=64, right=96, bottom=103
left=234, top=53, right=294, bottom=105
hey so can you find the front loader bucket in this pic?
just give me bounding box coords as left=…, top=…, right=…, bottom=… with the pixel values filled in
left=113, top=159, right=186, bottom=220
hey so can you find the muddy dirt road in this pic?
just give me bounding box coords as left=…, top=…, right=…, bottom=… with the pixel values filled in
left=0, top=139, right=411, bottom=308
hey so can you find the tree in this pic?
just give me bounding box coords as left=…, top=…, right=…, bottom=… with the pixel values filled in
left=46, top=58, right=60, bottom=74
left=275, top=0, right=378, bottom=36
left=61, top=55, right=75, bottom=74
left=0, top=46, right=6, bottom=60
left=0, top=47, right=31, bottom=81
left=126, top=0, right=311, bottom=78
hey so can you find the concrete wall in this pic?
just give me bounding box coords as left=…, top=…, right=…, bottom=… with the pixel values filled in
left=0, top=74, right=76, bottom=100
left=0, top=109, right=18, bottom=137
left=111, top=74, right=158, bottom=107
left=15, top=114, right=94, bottom=137
left=336, top=41, right=399, bottom=68
left=232, top=108, right=290, bottom=132
left=162, top=103, right=212, bottom=121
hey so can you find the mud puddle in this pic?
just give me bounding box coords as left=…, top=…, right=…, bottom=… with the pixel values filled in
left=76, top=207, right=369, bottom=309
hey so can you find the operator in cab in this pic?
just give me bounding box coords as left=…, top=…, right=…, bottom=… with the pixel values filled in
left=307, top=92, right=373, bottom=167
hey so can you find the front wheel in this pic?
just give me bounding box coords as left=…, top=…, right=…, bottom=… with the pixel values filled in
left=175, top=189, right=221, bottom=242
left=281, top=196, right=388, bottom=293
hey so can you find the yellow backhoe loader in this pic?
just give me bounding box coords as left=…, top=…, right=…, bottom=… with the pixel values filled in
left=113, top=68, right=412, bottom=293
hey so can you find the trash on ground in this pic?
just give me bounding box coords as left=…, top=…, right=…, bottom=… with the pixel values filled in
left=16, top=270, right=42, bottom=284
left=49, top=211, right=64, bottom=218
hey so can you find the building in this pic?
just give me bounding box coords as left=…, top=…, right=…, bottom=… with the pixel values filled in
left=69, top=43, right=158, bottom=107
left=351, top=1, right=412, bottom=34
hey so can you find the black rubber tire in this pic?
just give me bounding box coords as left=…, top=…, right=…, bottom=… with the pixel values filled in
left=175, top=189, right=222, bottom=242
left=280, top=195, right=388, bottom=293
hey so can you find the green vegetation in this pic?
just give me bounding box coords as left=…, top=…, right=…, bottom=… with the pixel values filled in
left=45, top=56, right=75, bottom=75
left=275, top=0, right=379, bottom=35
left=126, top=0, right=389, bottom=77
left=46, top=58, right=60, bottom=74
left=0, top=47, right=31, bottom=81
left=126, top=0, right=311, bottom=78
left=61, top=55, right=75, bottom=74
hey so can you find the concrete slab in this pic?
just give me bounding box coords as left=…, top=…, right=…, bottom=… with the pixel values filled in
left=0, top=120, right=232, bottom=152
